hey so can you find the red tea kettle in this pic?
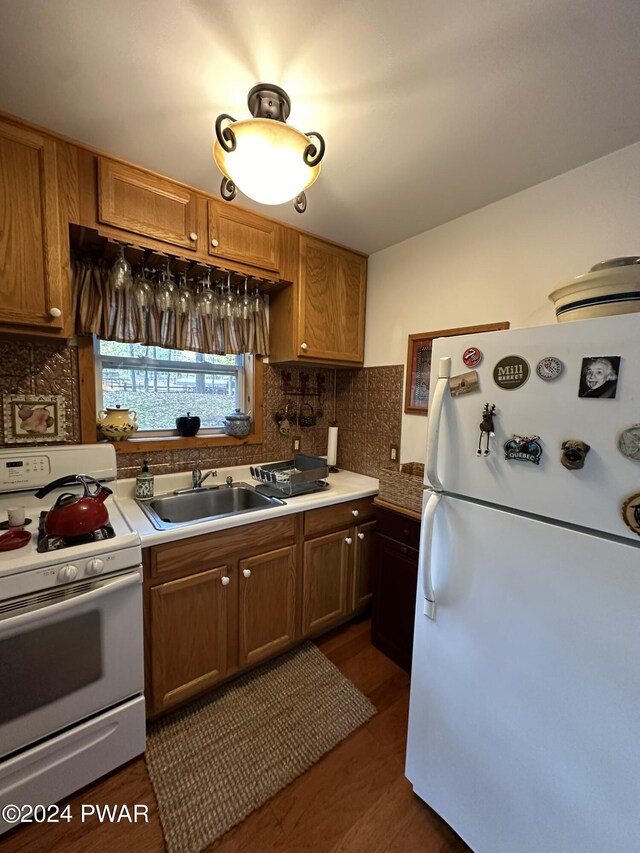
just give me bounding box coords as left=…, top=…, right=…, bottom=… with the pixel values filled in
left=35, top=474, right=112, bottom=538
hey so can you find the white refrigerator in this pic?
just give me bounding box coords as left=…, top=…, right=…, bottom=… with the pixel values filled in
left=405, top=313, right=640, bottom=853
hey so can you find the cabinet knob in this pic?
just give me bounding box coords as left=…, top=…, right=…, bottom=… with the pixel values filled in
left=345, top=537, right=353, bottom=545
left=221, top=575, right=230, bottom=586
left=243, top=568, right=251, bottom=579
left=357, top=532, right=365, bottom=540
left=211, top=238, right=219, bottom=248
left=352, top=509, right=359, bottom=517
left=49, top=307, right=62, bottom=318
left=400, top=546, right=407, bottom=555
left=189, top=231, right=198, bottom=242
left=300, top=342, right=308, bottom=351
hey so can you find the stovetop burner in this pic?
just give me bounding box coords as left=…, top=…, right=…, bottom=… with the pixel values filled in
left=36, top=512, right=116, bottom=553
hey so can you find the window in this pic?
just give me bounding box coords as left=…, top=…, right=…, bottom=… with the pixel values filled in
left=96, top=341, right=247, bottom=434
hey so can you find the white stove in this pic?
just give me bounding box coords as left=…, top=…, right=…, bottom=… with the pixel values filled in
left=0, top=444, right=145, bottom=836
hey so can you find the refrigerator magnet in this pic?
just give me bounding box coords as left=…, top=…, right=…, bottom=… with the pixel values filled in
left=536, top=356, right=563, bottom=381
left=493, top=355, right=530, bottom=390
left=560, top=440, right=590, bottom=470
left=578, top=356, right=620, bottom=398
left=449, top=370, right=479, bottom=397
left=477, top=403, right=496, bottom=456
left=621, top=493, right=640, bottom=536
left=463, top=347, right=482, bottom=367
left=504, top=435, right=542, bottom=464
left=618, top=425, right=640, bottom=462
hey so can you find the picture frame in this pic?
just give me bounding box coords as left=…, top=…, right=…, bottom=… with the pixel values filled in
left=3, top=394, right=67, bottom=444
left=404, top=322, right=510, bottom=415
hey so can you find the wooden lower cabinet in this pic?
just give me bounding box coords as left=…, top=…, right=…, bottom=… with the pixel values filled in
left=351, top=519, right=376, bottom=610
left=149, top=565, right=229, bottom=714
left=371, top=507, right=420, bottom=673
left=302, top=531, right=350, bottom=634
left=302, top=497, right=377, bottom=636
left=238, top=545, right=297, bottom=668
left=144, top=500, right=377, bottom=718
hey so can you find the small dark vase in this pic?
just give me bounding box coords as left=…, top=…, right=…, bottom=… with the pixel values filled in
left=176, top=412, right=201, bottom=437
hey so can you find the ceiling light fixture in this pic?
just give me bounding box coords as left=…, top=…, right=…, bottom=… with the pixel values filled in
left=213, top=83, right=325, bottom=214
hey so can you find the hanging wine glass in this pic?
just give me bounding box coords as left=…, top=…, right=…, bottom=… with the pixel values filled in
left=223, top=271, right=236, bottom=318
left=239, top=276, right=252, bottom=320
left=196, top=269, right=216, bottom=316
left=253, top=284, right=266, bottom=318
left=155, top=260, right=177, bottom=312
left=131, top=263, right=153, bottom=309
left=109, top=243, right=133, bottom=292
left=176, top=270, right=194, bottom=315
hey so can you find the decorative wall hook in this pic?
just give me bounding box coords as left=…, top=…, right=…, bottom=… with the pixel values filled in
left=477, top=403, right=496, bottom=456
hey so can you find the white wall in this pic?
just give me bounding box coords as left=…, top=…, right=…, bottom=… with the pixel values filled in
left=365, top=141, right=640, bottom=463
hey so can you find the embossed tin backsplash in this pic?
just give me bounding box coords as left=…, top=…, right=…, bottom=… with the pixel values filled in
left=0, top=335, right=402, bottom=479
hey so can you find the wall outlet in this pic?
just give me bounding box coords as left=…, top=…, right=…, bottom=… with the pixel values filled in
left=390, top=443, right=398, bottom=462
left=292, top=436, right=301, bottom=453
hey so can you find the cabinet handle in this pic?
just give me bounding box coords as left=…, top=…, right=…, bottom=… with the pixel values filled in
left=211, top=238, right=219, bottom=248
left=357, top=532, right=365, bottom=540
left=352, top=509, right=359, bottom=517
left=345, top=537, right=353, bottom=545
left=221, top=575, right=230, bottom=586
left=49, top=307, right=62, bottom=318
left=189, top=231, right=198, bottom=242
left=300, top=342, right=308, bottom=351
left=242, top=568, right=251, bottom=579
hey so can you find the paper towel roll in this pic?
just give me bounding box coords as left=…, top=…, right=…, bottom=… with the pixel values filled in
left=327, top=426, right=338, bottom=467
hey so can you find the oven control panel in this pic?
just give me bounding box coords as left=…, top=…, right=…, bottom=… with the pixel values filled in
left=0, top=455, right=51, bottom=489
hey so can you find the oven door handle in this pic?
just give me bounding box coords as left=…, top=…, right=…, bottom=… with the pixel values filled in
left=0, top=570, right=141, bottom=636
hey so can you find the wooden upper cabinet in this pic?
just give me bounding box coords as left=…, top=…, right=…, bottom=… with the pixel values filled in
left=298, top=236, right=367, bottom=363
left=269, top=232, right=367, bottom=365
left=0, top=120, right=68, bottom=334
left=208, top=200, right=279, bottom=273
left=98, top=158, right=200, bottom=251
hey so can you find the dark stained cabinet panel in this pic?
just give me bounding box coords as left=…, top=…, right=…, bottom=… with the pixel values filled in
left=371, top=508, right=420, bottom=673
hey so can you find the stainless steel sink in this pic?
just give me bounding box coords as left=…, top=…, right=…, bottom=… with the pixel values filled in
left=136, top=482, right=285, bottom=529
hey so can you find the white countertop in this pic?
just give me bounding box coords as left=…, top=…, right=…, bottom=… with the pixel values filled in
left=116, top=464, right=379, bottom=547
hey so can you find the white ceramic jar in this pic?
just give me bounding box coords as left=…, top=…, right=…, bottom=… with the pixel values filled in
left=549, top=257, right=640, bottom=322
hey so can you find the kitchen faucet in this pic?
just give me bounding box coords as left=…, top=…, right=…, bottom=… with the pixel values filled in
left=192, top=462, right=217, bottom=490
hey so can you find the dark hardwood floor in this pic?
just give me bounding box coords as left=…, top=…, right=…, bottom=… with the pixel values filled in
left=2, top=618, right=470, bottom=852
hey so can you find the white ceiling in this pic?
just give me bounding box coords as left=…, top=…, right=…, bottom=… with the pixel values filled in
left=1, top=0, right=640, bottom=255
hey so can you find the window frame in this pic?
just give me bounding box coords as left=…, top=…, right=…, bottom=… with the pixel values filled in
left=96, top=340, right=245, bottom=437
left=77, top=335, right=263, bottom=452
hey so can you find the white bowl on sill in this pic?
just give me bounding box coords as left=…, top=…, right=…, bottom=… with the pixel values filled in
left=549, top=257, right=640, bottom=322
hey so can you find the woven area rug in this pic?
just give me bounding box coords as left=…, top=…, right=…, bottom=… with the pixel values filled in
left=145, top=641, right=377, bottom=853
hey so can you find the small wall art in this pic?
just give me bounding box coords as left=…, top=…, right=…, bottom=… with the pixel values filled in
left=3, top=394, right=67, bottom=444
left=404, top=321, right=510, bottom=415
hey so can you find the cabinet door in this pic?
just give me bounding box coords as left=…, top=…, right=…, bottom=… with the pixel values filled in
left=98, top=158, right=199, bottom=250
left=297, top=235, right=366, bottom=363
left=0, top=120, right=66, bottom=332
left=149, top=566, right=229, bottom=714
left=238, top=545, right=297, bottom=668
left=208, top=201, right=279, bottom=272
left=371, top=533, right=419, bottom=673
left=302, top=530, right=350, bottom=635
left=351, top=520, right=376, bottom=611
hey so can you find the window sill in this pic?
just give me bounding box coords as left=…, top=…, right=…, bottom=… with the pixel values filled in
left=106, top=430, right=262, bottom=454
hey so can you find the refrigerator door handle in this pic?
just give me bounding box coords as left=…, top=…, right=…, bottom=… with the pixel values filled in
left=420, top=491, right=441, bottom=620
left=425, top=357, right=451, bottom=491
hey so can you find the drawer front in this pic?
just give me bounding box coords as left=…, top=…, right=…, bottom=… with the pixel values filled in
left=149, top=515, right=296, bottom=579
left=375, top=506, right=421, bottom=549
left=304, top=496, right=376, bottom=538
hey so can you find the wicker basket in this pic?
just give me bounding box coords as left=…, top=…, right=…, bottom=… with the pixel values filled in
left=378, top=462, right=426, bottom=514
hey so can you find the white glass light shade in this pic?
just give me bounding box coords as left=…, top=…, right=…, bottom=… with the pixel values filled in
left=213, top=118, right=321, bottom=206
